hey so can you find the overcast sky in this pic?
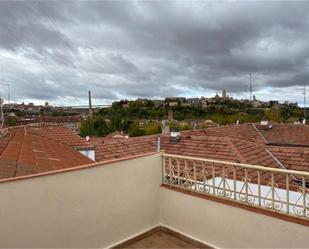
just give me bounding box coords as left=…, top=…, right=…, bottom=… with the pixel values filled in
left=0, top=1, right=308, bottom=106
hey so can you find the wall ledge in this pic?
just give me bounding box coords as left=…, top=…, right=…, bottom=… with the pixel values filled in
left=0, top=152, right=159, bottom=184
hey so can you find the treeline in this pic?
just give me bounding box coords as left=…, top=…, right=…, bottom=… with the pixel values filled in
left=80, top=115, right=161, bottom=137
left=79, top=99, right=305, bottom=137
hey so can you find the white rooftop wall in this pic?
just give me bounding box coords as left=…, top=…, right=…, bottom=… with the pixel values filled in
left=0, top=154, right=162, bottom=248
left=0, top=153, right=308, bottom=248
left=160, top=187, right=309, bottom=248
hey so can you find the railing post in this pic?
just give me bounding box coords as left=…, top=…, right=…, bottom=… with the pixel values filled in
left=212, top=162, right=215, bottom=195
left=271, top=173, right=275, bottom=210
left=184, top=160, right=189, bottom=188
left=162, top=155, right=166, bottom=183
left=233, top=166, right=236, bottom=200
left=202, top=162, right=206, bottom=192
left=222, top=165, right=226, bottom=197
left=257, top=170, right=262, bottom=206
left=177, top=159, right=180, bottom=186
left=193, top=161, right=197, bottom=191
left=245, top=168, right=248, bottom=203
left=286, top=174, right=289, bottom=214
left=169, top=157, right=172, bottom=186
left=302, top=176, right=306, bottom=218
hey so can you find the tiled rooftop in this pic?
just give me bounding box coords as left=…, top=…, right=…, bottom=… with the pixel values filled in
left=0, top=128, right=93, bottom=179
left=1, top=123, right=309, bottom=181
left=15, top=125, right=93, bottom=150
left=256, top=123, right=309, bottom=146
left=90, top=123, right=309, bottom=174
left=91, top=134, right=158, bottom=161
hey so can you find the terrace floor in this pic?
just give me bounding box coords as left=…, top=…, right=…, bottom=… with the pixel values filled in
left=122, top=230, right=207, bottom=248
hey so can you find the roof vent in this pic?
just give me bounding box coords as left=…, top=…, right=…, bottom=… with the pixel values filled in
left=261, top=120, right=268, bottom=126
left=170, top=131, right=181, bottom=137
left=85, top=136, right=90, bottom=141
left=170, top=129, right=181, bottom=143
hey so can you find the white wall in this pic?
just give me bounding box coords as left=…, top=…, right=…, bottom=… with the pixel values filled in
left=0, top=154, right=162, bottom=248
left=160, top=187, right=309, bottom=248
left=1, top=152, right=309, bottom=248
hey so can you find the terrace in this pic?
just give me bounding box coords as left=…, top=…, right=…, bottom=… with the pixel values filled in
left=0, top=152, right=308, bottom=248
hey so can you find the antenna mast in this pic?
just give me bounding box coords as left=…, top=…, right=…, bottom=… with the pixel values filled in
left=304, top=84, right=306, bottom=123
left=249, top=73, right=253, bottom=101
left=0, top=97, right=4, bottom=128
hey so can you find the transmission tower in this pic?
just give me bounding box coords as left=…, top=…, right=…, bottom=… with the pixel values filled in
left=249, top=73, right=253, bottom=101
left=0, top=83, right=10, bottom=103
left=0, top=96, right=4, bottom=128
left=304, top=84, right=306, bottom=124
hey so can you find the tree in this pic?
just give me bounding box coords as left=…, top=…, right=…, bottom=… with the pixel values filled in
left=79, top=115, right=110, bottom=137
left=5, top=116, right=17, bottom=127
left=144, top=122, right=161, bottom=135
left=179, top=122, right=191, bottom=131
left=128, top=122, right=145, bottom=137
left=110, top=114, right=122, bottom=131
left=93, top=116, right=110, bottom=136
left=80, top=118, right=96, bottom=137
left=265, top=108, right=282, bottom=122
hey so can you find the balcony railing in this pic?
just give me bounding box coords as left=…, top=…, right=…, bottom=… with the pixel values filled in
left=162, top=153, right=309, bottom=220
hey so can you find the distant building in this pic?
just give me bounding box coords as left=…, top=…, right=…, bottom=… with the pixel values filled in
left=40, top=115, right=83, bottom=132
left=187, top=97, right=199, bottom=106
left=168, top=101, right=178, bottom=107
left=152, top=100, right=164, bottom=107
left=222, top=89, right=227, bottom=98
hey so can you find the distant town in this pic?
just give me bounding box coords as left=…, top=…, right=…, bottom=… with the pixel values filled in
left=0, top=89, right=307, bottom=138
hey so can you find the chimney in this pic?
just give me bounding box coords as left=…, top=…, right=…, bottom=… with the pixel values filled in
left=88, top=90, right=93, bottom=118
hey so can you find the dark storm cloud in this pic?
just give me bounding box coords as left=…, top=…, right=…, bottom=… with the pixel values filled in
left=0, top=1, right=309, bottom=105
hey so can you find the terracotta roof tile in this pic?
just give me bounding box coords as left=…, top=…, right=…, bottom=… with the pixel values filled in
left=256, top=123, right=309, bottom=146
left=91, top=124, right=309, bottom=187
left=15, top=126, right=93, bottom=150
left=0, top=129, right=93, bottom=180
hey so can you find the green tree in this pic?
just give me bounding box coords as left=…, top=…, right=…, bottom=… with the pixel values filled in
left=144, top=122, right=162, bottom=135
left=5, top=116, right=17, bottom=127
left=93, top=116, right=110, bottom=136
left=179, top=122, right=191, bottom=131
left=79, top=117, right=96, bottom=137
left=128, top=122, right=145, bottom=137
left=265, top=108, right=282, bottom=122
left=110, top=114, right=122, bottom=131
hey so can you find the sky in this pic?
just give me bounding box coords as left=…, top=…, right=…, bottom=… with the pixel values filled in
left=0, top=1, right=308, bottom=106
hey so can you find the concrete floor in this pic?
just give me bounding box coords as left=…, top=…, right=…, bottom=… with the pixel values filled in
left=124, top=230, right=199, bottom=248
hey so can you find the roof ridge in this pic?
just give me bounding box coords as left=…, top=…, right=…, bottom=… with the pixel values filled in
left=264, top=148, right=298, bottom=181
left=251, top=123, right=269, bottom=144
left=225, top=138, right=247, bottom=163
left=13, top=131, right=24, bottom=177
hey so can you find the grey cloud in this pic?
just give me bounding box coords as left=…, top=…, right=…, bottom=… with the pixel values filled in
left=0, top=1, right=309, bottom=105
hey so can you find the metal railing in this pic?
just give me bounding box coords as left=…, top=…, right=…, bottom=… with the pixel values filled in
left=162, top=153, right=309, bottom=220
